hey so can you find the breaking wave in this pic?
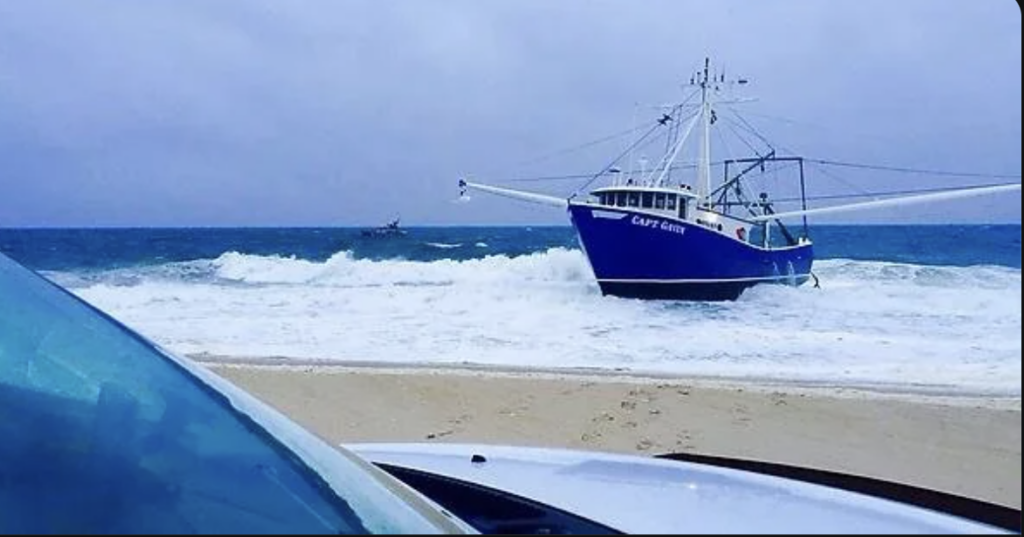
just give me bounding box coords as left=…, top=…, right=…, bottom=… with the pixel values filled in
left=48, top=249, right=1022, bottom=396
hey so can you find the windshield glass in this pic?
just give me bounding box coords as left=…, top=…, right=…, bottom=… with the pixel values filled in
left=0, top=253, right=448, bottom=534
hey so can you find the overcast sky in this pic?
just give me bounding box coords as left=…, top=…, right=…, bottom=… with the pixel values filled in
left=0, top=0, right=1020, bottom=226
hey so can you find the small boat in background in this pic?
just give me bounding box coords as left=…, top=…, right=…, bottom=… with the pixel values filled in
left=361, top=218, right=407, bottom=238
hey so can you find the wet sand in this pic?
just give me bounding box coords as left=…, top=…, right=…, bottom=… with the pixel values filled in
left=201, top=358, right=1022, bottom=508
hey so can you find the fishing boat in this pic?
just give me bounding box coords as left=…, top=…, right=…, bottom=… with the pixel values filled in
left=459, top=59, right=1020, bottom=301
left=361, top=217, right=407, bottom=238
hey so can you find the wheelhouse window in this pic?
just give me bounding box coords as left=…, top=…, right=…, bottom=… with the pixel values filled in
left=666, top=194, right=677, bottom=211
left=654, top=193, right=666, bottom=210
left=616, top=192, right=627, bottom=207
left=628, top=192, right=639, bottom=207
left=641, top=192, right=654, bottom=208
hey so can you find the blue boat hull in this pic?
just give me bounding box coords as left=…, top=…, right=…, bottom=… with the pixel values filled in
left=568, top=204, right=814, bottom=301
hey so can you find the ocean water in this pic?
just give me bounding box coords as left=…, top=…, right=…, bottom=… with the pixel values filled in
left=1, top=226, right=1020, bottom=396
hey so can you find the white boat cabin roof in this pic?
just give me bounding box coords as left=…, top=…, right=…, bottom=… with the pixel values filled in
left=585, top=184, right=704, bottom=220
left=590, top=185, right=701, bottom=199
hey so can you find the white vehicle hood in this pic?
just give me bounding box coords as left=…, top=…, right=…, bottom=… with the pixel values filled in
left=346, top=443, right=1008, bottom=534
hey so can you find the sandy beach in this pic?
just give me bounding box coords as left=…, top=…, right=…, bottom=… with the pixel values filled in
left=201, top=357, right=1022, bottom=509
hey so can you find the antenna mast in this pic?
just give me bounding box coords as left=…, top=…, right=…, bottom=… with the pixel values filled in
left=697, top=58, right=712, bottom=203
left=686, top=58, right=749, bottom=204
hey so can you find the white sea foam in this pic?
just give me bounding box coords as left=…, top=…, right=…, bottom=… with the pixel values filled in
left=55, top=250, right=1022, bottom=396
left=426, top=242, right=462, bottom=249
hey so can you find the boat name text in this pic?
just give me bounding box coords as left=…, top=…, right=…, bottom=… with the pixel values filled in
left=630, top=215, right=687, bottom=236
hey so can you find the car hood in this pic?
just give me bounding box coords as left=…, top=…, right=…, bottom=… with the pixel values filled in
left=346, top=443, right=1009, bottom=534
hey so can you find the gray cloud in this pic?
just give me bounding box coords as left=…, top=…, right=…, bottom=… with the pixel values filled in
left=0, top=0, right=1019, bottom=226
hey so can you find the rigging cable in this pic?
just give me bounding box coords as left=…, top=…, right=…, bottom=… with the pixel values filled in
left=768, top=181, right=1021, bottom=204
left=499, top=159, right=1019, bottom=186
left=727, top=109, right=776, bottom=153
left=567, top=120, right=664, bottom=198
left=502, top=159, right=716, bottom=183
left=568, top=89, right=703, bottom=196
left=631, top=109, right=702, bottom=180
left=724, top=109, right=1020, bottom=181
left=805, top=159, right=1021, bottom=180
left=808, top=160, right=875, bottom=197
left=720, top=115, right=765, bottom=159
left=568, top=107, right=701, bottom=198
left=513, top=124, right=656, bottom=168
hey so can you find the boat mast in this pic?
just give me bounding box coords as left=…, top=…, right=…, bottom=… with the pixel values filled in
left=697, top=58, right=713, bottom=205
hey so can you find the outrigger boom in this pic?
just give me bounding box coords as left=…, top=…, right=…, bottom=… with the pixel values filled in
left=750, top=182, right=1022, bottom=221
left=458, top=179, right=567, bottom=208
left=460, top=178, right=1022, bottom=221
